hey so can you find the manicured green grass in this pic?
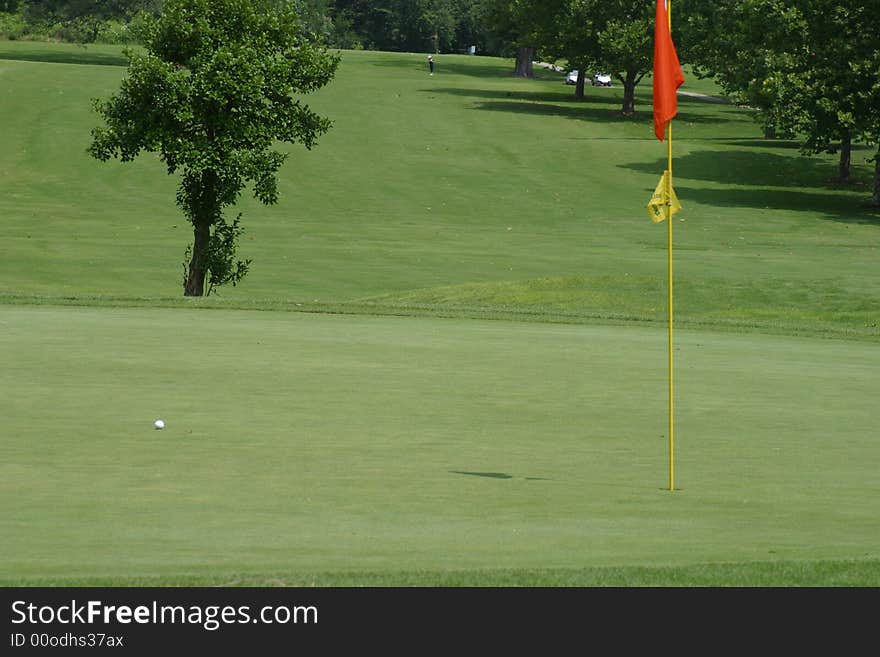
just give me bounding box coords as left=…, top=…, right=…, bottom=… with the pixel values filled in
left=2, top=306, right=879, bottom=585
left=1, top=41, right=878, bottom=586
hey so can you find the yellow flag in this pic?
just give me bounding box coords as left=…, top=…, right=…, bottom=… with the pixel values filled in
left=647, top=170, right=682, bottom=223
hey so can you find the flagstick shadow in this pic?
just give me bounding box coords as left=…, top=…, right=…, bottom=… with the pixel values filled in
left=449, top=471, right=552, bottom=481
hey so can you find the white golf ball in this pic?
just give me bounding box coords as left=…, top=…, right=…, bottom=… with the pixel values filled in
left=154, top=419, right=165, bottom=430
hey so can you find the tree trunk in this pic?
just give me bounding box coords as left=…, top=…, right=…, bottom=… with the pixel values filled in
left=513, top=47, right=534, bottom=78
left=183, top=169, right=219, bottom=297
left=621, top=72, right=636, bottom=115
left=184, top=219, right=211, bottom=296
left=575, top=70, right=585, bottom=99
left=838, top=132, right=852, bottom=183
left=873, top=148, right=880, bottom=208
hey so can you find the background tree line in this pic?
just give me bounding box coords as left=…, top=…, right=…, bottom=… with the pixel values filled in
left=0, top=0, right=496, bottom=52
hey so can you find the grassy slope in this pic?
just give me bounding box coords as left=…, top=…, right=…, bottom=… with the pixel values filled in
left=0, top=42, right=878, bottom=340
left=1, top=42, right=879, bottom=586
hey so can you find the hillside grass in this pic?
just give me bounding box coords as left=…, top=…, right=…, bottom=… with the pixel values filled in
left=1, top=41, right=878, bottom=587
left=1, top=41, right=877, bottom=340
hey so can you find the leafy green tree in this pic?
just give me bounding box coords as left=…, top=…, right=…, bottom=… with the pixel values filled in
left=537, top=0, right=594, bottom=98
left=22, top=1, right=163, bottom=41
left=482, top=0, right=548, bottom=77
left=291, top=0, right=334, bottom=41
left=89, top=0, right=339, bottom=296
left=451, top=0, right=488, bottom=54
left=327, top=0, right=462, bottom=53
left=24, top=1, right=162, bottom=21
left=536, top=1, right=654, bottom=112
left=551, top=1, right=655, bottom=113
left=781, top=1, right=879, bottom=189
left=866, top=84, right=880, bottom=208
left=680, top=0, right=880, bottom=202
left=592, top=1, right=656, bottom=115
left=678, top=0, right=808, bottom=138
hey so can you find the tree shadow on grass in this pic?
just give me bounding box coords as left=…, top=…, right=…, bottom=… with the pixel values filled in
left=675, top=186, right=879, bottom=226
left=716, top=138, right=877, bottom=156
left=624, top=149, right=878, bottom=223
left=715, top=138, right=805, bottom=151
left=420, top=81, right=737, bottom=127
left=468, top=99, right=725, bottom=127
left=716, top=138, right=877, bottom=154
left=625, top=150, right=873, bottom=190
left=425, top=87, right=729, bottom=127
left=424, top=85, right=615, bottom=105
left=0, top=46, right=129, bottom=67
left=469, top=99, right=629, bottom=123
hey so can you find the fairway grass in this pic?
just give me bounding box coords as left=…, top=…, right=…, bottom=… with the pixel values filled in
left=1, top=41, right=879, bottom=587
left=2, top=307, right=879, bottom=585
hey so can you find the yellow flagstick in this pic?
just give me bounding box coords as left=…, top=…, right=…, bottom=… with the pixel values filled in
left=666, top=122, right=674, bottom=492
left=666, top=0, right=675, bottom=492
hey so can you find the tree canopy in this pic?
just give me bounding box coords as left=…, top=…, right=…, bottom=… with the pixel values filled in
left=680, top=0, right=880, bottom=205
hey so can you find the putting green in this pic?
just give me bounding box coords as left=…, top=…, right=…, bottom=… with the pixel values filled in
left=2, top=306, right=877, bottom=582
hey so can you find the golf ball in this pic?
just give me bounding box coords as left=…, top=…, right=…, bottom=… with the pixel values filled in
left=154, top=419, right=165, bottom=430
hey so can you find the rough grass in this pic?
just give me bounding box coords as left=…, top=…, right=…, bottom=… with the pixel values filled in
left=6, top=559, right=880, bottom=587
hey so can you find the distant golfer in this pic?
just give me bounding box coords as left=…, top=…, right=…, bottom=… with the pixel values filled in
left=428, top=55, right=434, bottom=75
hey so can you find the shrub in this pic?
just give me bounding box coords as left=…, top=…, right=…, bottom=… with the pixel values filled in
left=0, top=10, right=27, bottom=40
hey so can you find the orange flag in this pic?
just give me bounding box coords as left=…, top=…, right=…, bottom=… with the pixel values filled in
left=653, top=0, right=685, bottom=141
